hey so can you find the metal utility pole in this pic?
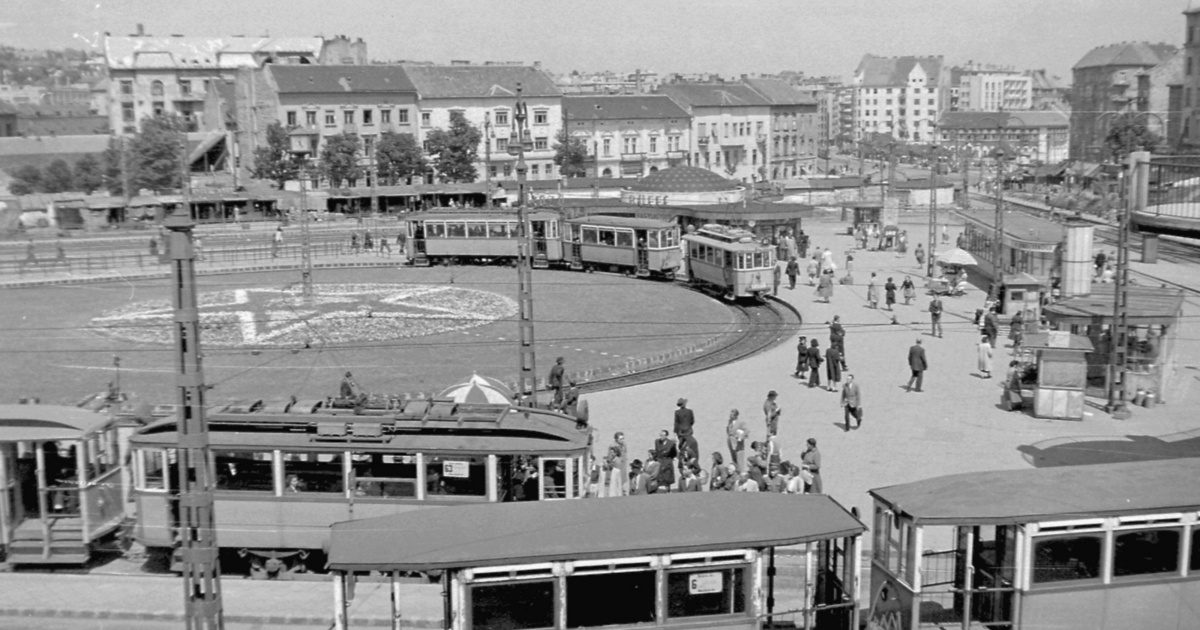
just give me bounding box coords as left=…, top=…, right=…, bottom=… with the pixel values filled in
left=484, top=112, right=493, bottom=206
left=1107, top=150, right=1150, bottom=419
left=299, top=161, right=314, bottom=300
left=164, top=213, right=224, bottom=630
left=508, top=84, right=538, bottom=405
left=926, top=138, right=939, bottom=278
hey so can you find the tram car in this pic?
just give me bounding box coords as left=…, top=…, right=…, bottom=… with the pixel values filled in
left=563, top=215, right=681, bottom=278
left=405, top=210, right=564, bottom=267
left=129, top=396, right=592, bottom=577
left=682, top=224, right=776, bottom=300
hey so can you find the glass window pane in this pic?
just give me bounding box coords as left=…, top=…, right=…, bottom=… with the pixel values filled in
left=488, top=222, right=508, bottom=238
left=425, top=454, right=486, bottom=496
left=616, top=230, right=633, bottom=247
left=215, top=450, right=275, bottom=492
left=471, top=581, right=555, bottom=630
left=1031, top=535, right=1102, bottom=584
left=467, top=222, right=488, bottom=238
left=1113, top=528, right=1180, bottom=577
left=582, top=227, right=598, bottom=244
left=599, top=229, right=616, bottom=246
left=567, top=571, right=656, bottom=627
left=667, top=567, right=746, bottom=618
left=351, top=453, right=418, bottom=498
left=282, top=451, right=344, bottom=494
left=446, top=222, right=467, bottom=238
left=427, top=222, right=445, bottom=237
left=140, top=449, right=167, bottom=490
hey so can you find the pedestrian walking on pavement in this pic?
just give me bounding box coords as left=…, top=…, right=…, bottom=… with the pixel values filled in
left=674, top=398, right=695, bottom=441
left=866, top=273, right=879, bottom=309
left=829, top=315, right=846, bottom=365
left=725, top=409, right=748, bottom=473
left=977, top=335, right=993, bottom=378
left=800, top=438, right=822, bottom=494
left=806, top=256, right=819, bottom=286
left=272, top=226, right=283, bottom=258
left=884, top=277, right=897, bottom=311
left=841, top=374, right=863, bottom=431
left=816, top=271, right=834, bottom=303
left=825, top=343, right=844, bottom=392
left=794, top=335, right=809, bottom=378
left=763, top=391, right=781, bottom=437
left=914, top=243, right=925, bottom=269
left=785, top=256, right=799, bottom=289
left=901, top=275, right=916, bottom=305
left=983, top=308, right=999, bottom=348
left=929, top=296, right=944, bottom=338
left=806, top=339, right=823, bottom=388
left=906, top=338, right=928, bottom=392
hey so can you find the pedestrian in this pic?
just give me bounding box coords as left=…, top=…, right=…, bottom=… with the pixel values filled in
left=677, top=434, right=699, bottom=480
left=929, top=295, right=944, bottom=338
left=983, top=308, right=999, bottom=348
left=977, top=335, right=994, bottom=378
left=1009, top=310, right=1025, bottom=351
left=800, top=438, right=822, bottom=494
left=603, top=432, right=628, bottom=497
left=708, top=452, right=728, bottom=491
left=806, top=256, right=819, bottom=286
left=821, top=247, right=836, bottom=275
left=806, top=339, right=823, bottom=388
left=548, top=357, right=566, bottom=408
left=914, top=243, right=925, bottom=269
left=901, top=275, right=916, bottom=305
left=772, top=262, right=781, bottom=296
left=378, top=235, right=391, bottom=256
left=829, top=315, right=846, bottom=363
left=762, top=464, right=786, bottom=493
left=148, top=236, right=159, bottom=258
left=763, top=390, right=781, bottom=437
left=841, top=373, right=863, bottom=431
left=1094, top=250, right=1107, bottom=276
left=735, top=470, right=760, bottom=492
left=825, top=342, right=843, bottom=392
left=272, top=226, right=283, bottom=258
left=629, top=459, right=651, bottom=495
left=725, top=409, right=748, bottom=472
left=340, top=371, right=358, bottom=399
left=793, top=334, right=809, bottom=378
left=677, top=465, right=702, bottom=492
left=350, top=232, right=360, bottom=254
left=651, top=430, right=677, bottom=491
left=673, top=397, right=695, bottom=440
left=884, top=276, right=897, bottom=311
left=785, top=256, right=799, bottom=289
left=941, top=224, right=949, bottom=243
left=363, top=230, right=374, bottom=252
left=866, top=272, right=879, bottom=308
left=816, top=271, right=834, bottom=303
left=906, top=338, right=928, bottom=392
left=784, top=463, right=806, bottom=494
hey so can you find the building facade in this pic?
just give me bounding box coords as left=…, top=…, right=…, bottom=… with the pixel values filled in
left=656, top=83, right=771, bottom=183
left=938, top=111, right=1070, bottom=165
left=852, top=55, right=946, bottom=144
left=402, top=65, right=563, bottom=182
left=1069, top=41, right=1177, bottom=160
left=957, top=73, right=1033, bottom=111
left=562, top=95, right=690, bottom=179
left=744, top=78, right=820, bottom=179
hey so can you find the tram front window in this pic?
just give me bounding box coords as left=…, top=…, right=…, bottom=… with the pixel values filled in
left=667, top=567, right=746, bottom=618
left=567, top=570, right=656, bottom=627
left=471, top=581, right=554, bottom=630
left=1031, top=535, right=1102, bottom=585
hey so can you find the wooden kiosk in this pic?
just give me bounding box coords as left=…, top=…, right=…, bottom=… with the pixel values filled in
left=1022, top=332, right=1093, bottom=420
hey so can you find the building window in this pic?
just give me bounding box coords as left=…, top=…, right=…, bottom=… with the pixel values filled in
left=602, top=138, right=611, bottom=156
left=363, top=109, right=374, bottom=125
left=669, top=135, right=680, bottom=151
left=535, top=137, right=548, bottom=150
left=698, top=122, right=707, bottom=137
left=344, top=110, right=355, bottom=125
left=119, top=80, right=133, bottom=96
left=151, top=80, right=164, bottom=97
left=496, top=137, right=509, bottom=153
left=323, top=111, right=334, bottom=126
left=503, top=164, right=512, bottom=177
left=623, top=136, right=638, bottom=154
left=531, top=163, right=540, bottom=177
left=286, top=111, right=298, bottom=127
left=533, top=109, right=548, bottom=124
left=381, top=109, right=391, bottom=124
left=306, top=111, right=317, bottom=127
left=398, top=109, right=410, bottom=124
left=152, top=101, right=165, bottom=116
left=121, top=103, right=135, bottom=122
left=495, top=110, right=509, bottom=126
left=179, top=80, right=191, bottom=96
left=649, top=135, right=658, bottom=153
left=421, top=111, right=431, bottom=127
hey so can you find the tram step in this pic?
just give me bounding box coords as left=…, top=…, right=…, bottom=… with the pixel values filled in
left=5, top=540, right=89, bottom=565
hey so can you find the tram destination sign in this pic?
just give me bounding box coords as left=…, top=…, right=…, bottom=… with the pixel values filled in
left=443, top=461, right=471, bottom=478
left=688, top=571, right=723, bottom=595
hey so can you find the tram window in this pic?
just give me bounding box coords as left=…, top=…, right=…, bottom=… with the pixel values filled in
left=446, top=222, right=467, bottom=238
left=350, top=453, right=418, bottom=498
left=470, top=581, right=554, bottom=630
left=214, top=450, right=275, bottom=492
left=581, top=227, right=599, bottom=244
left=1113, top=528, right=1181, bottom=577
left=646, top=231, right=660, bottom=248
left=598, top=229, right=616, bottom=246
left=1031, top=535, right=1102, bottom=584
left=467, top=222, right=488, bottom=238
left=566, top=571, right=656, bottom=627
left=616, top=230, right=633, bottom=247
left=139, top=449, right=168, bottom=491
left=487, top=222, right=509, bottom=238
left=425, top=454, right=486, bottom=497
left=667, top=567, right=747, bottom=618
left=665, top=229, right=678, bottom=247
left=427, top=222, right=446, bottom=238
left=754, top=252, right=766, bottom=268
left=1191, top=529, right=1200, bottom=571
left=282, top=451, right=344, bottom=494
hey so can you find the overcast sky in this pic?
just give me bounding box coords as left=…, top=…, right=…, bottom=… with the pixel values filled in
left=1, top=0, right=1187, bottom=82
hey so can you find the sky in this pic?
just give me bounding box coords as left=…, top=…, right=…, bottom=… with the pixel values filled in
left=0, top=0, right=1188, bottom=83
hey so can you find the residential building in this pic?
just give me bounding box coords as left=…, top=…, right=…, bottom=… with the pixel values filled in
left=852, top=55, right=946, bottom=144
left=957, top=72, right=1032, bottom=111
left=1069, top=41, right=1177, bottom=160
left=402, top=64, right=563, bottom=182
left=103, top=30, right=326, bottom=135
left=744, top=77, right=820, bottom=178
left=563, top=94, right=689, bottom=178
left=1025, top=69, right=1070, bottom=112
left=937, top=110, right=1070, bottom=165
left=1180, top=8, right=1200, bottom=151
left=555, top=69, right=659, bottom=95
left=0, top=84, right=47, bottom=106
left=656, top=82, right=771, bottom=182
left=16, top=104, right=109, bottom=136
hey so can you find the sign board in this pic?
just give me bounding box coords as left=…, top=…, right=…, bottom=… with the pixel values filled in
left=443, top=461, right=470, bottom=478
left=688, top=571, right=723, bottom=595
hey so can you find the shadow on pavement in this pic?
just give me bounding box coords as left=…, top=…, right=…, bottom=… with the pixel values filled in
left=1019, top=428, right=1200, bottom=467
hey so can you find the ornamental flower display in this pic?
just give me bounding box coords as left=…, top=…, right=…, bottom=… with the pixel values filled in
left=90, top=284, right=518, bottom=348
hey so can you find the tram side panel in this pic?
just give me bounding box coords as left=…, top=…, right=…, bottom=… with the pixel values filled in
left=1020, top=581, right=1200, bottom=630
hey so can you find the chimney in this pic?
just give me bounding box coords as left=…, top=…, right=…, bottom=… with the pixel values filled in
left=136, top=23, right=145, bottom=36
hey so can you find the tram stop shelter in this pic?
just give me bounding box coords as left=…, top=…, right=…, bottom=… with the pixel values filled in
left=327, top=492, right=865, bottom=630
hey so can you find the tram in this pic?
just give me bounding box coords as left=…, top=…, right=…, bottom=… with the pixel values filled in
left=563, top=215, right=681, bottom=278
left=327, top=492, right=866, bottom=630
left=866, top=458, right=1200, bottom=630
left=404, top=210, right=564, bottom=267
left=0, top=404, right=129, bottom=566
left=129, top=396, right=592, bottom=577
left=683, top=224, right=776, bottom=300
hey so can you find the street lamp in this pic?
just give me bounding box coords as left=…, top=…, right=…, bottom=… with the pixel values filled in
left=483, top=112, right=493, bottom=207
left=507, top=84, right=538, bottom=405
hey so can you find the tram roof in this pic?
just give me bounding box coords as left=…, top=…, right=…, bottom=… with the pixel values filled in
left=683, top=231, right=770, bottom=251
left=870, top=458, right=1200, bottom=526
left=406, top=210, right=559, bottom=221
left=0, top=404, right=114, bottom=442
left=327, top=492, right=864, bottom=572
left=566, top=215, right=677, bottom=229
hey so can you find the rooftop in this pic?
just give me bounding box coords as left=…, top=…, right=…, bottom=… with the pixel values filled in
left=954, top=208, right=1065, bottom=243
left=1073, top=42, right=1178, bottom=70
left=938, top=110, right=1069, bottom=130
left=268, top=65, right=416, bottom=94
left=627, top=166, right=739, bottom=193
left=855, top=55, right=944, bottom=87
left=401, top=65, right=560, bottom=99
left=563, top=95, right=689, bottom=121
left=656, top=83, right=770, bottom=108
left=104, top=35, right=324, bottom=70
left=743, top=77, right=817, bottom=106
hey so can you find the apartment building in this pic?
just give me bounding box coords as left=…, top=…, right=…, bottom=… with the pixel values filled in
left=657, top=82, right=771, bottom=182
left=562, top=94, right=690, bottom=178
left=852, top=55, right=946, bottom=144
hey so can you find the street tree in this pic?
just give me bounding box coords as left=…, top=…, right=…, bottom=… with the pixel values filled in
left=425, top=111, right=482, bottom=183
left=251, top=121, right=299, bottom=189
left=375, top=132, right=427, bottom=185
left=130, top=114, right=187, bottom=193
left=552, top=129, right=588, bottom=178
left=42, top=159, right=74, bottom=193
left=73, top=154, right=104, bottom=194
left=319, top=133, right=363, bottom=188
left=1104, top=113, right=1162, bottom=164
left=6, top=165, right=42, bottom=195
left=101, top=137, right=127, bottom=196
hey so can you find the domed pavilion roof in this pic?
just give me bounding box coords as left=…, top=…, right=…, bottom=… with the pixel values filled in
left=628, top=166, right=738, bottom=194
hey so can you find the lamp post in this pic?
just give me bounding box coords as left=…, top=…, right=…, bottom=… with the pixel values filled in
left=288, top=151, right=314, bottom=301
left=926, top=124, right=940, bottom=277
left=484, top=112, right=493, bottom=207
left=507, top=84, right=538, bottom=406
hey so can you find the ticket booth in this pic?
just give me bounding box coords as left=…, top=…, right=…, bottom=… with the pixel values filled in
left=999, top=272, right=1044, bottom=320
left=1023, top=331, right=1093, bottom=420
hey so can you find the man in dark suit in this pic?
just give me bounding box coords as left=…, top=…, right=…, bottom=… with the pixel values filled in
left=806, top=339, right=823, bottom=388
left=841, top=373, right=863, bottom=430
left=673, top=398, right=695, bottom=441
left=906, top=339, right=928, bottom=392
left=651, top=430, right=678, bottom=491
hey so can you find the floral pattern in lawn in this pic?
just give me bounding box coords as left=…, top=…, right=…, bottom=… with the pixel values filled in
left=90, top=283, right=517, bottom=348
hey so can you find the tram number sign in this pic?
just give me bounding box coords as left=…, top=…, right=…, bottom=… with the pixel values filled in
left=443, top=461, right=470, bottom=478
left=688, top=572, right=723, bottom=595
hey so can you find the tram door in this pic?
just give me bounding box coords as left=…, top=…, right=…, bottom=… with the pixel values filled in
left=951, top=525, right=1017, bottom=628
left=634, top=229, right=650, bottom=275
left=566, top=224, right=584, bottom=270
left=531, top=220, right=549, bottom=267
left=0, top=443, right=21, bottom=547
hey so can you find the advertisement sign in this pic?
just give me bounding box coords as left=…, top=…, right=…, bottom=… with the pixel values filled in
left=688, top=571, right=723, bottom=595
left=443, top=461, right=470, bottom=478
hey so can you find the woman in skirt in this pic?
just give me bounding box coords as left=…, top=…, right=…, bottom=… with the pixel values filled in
left=866, top=272, right=879, bottom=308
left=901, top=275, right=916, bottom=305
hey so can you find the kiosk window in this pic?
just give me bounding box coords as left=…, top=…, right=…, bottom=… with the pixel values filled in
left=567, top=571, right=656, bottom=627
left=1113, top=528, right=1181, bottom=577
left=667, top=567, right=746, bottom=618
left=215, top=450, right=275, bottom=492
left=1031, top=535, right=1102, bottom=584
left=471, top=581, right=554, bottom=630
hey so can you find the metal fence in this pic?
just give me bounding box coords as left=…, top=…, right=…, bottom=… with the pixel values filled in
left=1145, top=155, right=1200, bottom=219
